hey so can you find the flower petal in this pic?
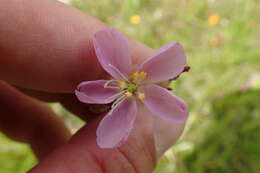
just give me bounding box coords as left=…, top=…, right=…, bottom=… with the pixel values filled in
left=97, top=98, right=137, bottom=148
left=93, top=29, right=132, bottom=80
left=141, top=85, right=188, bottom=122
left=138, top=42, right=186, bottom=83
left=75, top=80, right=119, bottom=104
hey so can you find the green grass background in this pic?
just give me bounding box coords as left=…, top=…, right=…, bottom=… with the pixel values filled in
left=0, top=0, right=259, bottom=172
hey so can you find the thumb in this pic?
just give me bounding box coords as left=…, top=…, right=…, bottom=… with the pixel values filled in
left=29, top=106, right=186, bottom=173
left=0, top=0, right=151, bottom=93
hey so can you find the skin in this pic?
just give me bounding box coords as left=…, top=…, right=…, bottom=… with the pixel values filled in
left=0, top=0, right=187, bottom=172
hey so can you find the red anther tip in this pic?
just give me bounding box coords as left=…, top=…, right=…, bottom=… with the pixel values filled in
left=183, top=66, right=190, bottom=72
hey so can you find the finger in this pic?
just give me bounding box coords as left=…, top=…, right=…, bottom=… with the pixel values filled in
left=60, top=95, right=111, bottom=121
left=0, top=80, right=71, bottom=160
left=15, top=87, right=110, bottom=121
left=15, top=86, right=65, bottom=102
left=0, top=0, right=152, bottom=93
left=29, top=106, right=186, bottom=173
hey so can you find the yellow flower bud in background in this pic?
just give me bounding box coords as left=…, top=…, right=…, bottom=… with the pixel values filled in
left=210, top=37, right=221, bottom=46
left=208, top=14, right=220, bottom=26
left=130, top=15, right=141, bottom=24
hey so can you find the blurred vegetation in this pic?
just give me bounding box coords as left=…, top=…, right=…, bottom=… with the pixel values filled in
left=171, top=89, right=260, bottom=173
left=0, top=0, right=259, bottom=172
left=0, top=133, right=36, bottom=173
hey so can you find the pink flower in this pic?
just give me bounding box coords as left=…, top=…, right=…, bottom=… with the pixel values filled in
left=75, top=29, right=189, bottom=148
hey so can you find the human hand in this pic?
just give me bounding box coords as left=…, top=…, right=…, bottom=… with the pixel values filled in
left=0, top=0, right=187, bottom=172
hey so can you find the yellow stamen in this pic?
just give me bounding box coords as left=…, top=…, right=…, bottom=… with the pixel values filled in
left=132, top=71, right=148, bottom=81
left=124, top=91, right=133, bottom=98
left=138, top=93, right=145, bottom=100
left=118, top=81, right=127, bottom=89
left=132, top=72, right=139, bottom=79
left=139, top=72, right=147, bottom=78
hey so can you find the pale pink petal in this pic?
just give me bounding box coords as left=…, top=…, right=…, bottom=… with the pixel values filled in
left=141, top=85, right=188, bottom=122
left=93, top=29, right=132, bottom=80
left=75, top=80, right=120, bottom=104
left=97, top=98, right=137, bottom=148
left=138, top=42, right=186, bottom=83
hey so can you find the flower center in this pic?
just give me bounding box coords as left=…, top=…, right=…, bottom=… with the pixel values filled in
left=116, top=71, right=147, bottom=100
left=127, top=83, right=137, bottom=92
left=106, top=71, right=147, bottom=114
left=118, top=81, right=139, bottom=98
